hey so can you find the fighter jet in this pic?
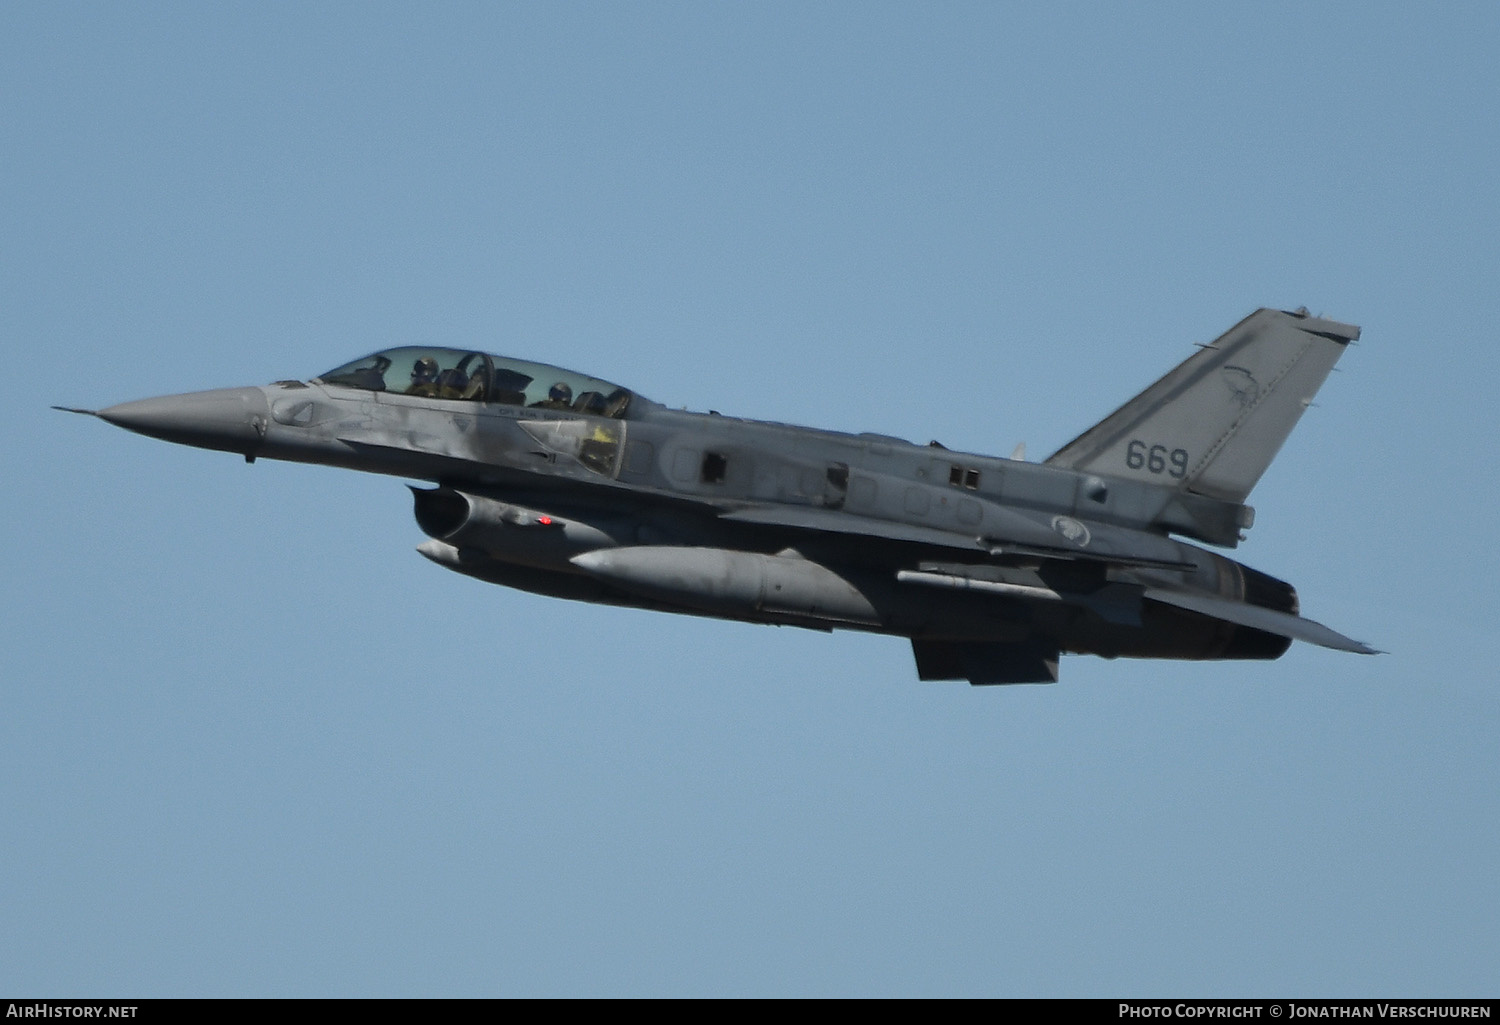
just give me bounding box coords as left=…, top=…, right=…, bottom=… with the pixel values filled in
left=61, top=307, right=1375, bottom=684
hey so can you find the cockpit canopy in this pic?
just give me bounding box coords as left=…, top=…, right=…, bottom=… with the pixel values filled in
left=315, top=347, right=635, bottom=418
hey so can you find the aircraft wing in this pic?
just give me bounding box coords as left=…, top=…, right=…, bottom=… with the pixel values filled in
left=718, top=503, right=1194, bottom=570
left=1143, top=587, right=1378, bottom=654
left=718, top=503, right=990, bottom=553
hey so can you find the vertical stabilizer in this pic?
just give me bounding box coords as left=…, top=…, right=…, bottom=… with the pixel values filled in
left=1045, top=308, right=1358, bottom=504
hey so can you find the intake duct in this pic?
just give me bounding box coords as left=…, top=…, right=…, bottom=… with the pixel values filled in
left=412, top=486, right=472, bottom=539
left=410, top=486, right=624, bottom=572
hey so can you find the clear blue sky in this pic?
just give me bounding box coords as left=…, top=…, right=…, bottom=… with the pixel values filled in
left=3, top=1, right=1496, bottom=997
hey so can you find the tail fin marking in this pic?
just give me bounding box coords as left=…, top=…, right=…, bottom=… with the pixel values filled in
left=1045, top=308, right=1358, bottom=504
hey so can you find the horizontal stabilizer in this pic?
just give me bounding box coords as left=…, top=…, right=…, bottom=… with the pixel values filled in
left=1143, top=588, right=1378, bottom=654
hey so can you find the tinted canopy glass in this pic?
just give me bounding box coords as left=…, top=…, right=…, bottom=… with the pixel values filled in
left=315, top=347, right=634, bottom=417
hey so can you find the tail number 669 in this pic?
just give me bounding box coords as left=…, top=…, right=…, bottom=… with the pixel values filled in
left=1125, top=440, right=1188, bottom=479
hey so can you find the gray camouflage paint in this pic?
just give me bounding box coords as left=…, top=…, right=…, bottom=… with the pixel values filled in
left=72, top=307, right=1374, bottom=684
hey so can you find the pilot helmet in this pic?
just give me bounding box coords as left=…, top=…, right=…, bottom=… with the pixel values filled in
left=412, top=357, right=439, bottom=382
left=548, top=381, right=573, bottom=403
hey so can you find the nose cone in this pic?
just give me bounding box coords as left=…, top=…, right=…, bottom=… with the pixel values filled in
left=97, top=386, right=271, bottom=456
